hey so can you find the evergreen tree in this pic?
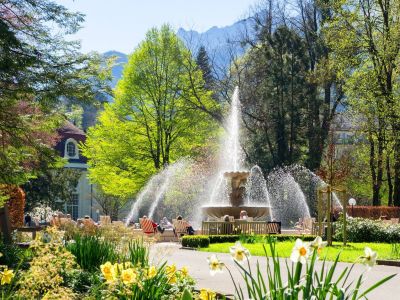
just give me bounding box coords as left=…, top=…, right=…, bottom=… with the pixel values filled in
left=196, top=45, right=214, bottom=89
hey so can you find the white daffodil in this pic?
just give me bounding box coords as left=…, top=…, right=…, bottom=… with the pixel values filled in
left=207, top=254, right=224, bottom=276
left=362, top=247, right=377, bottom=268
left=230, top=241, right=251, bottom=263
left=290, top=239, right=310, bottom=265
left=310, top=236, right=327, bottom=255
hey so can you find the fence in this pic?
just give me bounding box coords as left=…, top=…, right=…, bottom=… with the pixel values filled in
left=201, top=221, right=281, bottom=235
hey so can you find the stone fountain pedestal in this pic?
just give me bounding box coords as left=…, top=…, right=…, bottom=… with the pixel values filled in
left=202, top=171, right=271, bottom=220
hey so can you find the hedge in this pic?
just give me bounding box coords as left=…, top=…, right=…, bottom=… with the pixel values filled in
left=181, top=235, right=210, bottom=248
left=348, top=206, right=400, bottom=219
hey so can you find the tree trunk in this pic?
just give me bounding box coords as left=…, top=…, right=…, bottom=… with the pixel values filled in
left=369, top=133, right=380, bottom=206
left=387, top=153, right=393, bottom=206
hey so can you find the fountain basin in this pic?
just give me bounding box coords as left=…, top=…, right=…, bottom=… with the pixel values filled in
left=202, top=206, right=271, bottom=220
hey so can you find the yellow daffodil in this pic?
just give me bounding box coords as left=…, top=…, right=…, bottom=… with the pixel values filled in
left=0, top=268, right=14, bottom=285
left=362, top=247, right=378, bottom=268
left=207, top=254, right=224, bottom=276
left=166, top=264, right=177, bottom=284
left=199, top=288, right=216, bottom=300
left=121, top=268, right=137, bottom=285
left=230, top=241, right=251, bottom=263
left=166, top=264, right=176, bottom=275
left=290, top=239, right=310, bottom=265
left=100, top=262, right=116, bottom=283
left=180, top=266, right=189, bottom=277
left=147, top=266, right=157, bottom=279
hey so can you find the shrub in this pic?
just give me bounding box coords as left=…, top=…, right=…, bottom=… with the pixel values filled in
left=16, top=228, right=78, bottom=299
left=182, top=236, right=210, bottom=248
left=0, top=239, right=31, bottom=269
left=348, top=206, right=400, bottom=219
left=209, top=235, right=240, bottom=243
left=66, top=234, right=119, bottom=272
left=334, top=217, right=400, bottom=243
left=0, top=185, right=25, bottom=227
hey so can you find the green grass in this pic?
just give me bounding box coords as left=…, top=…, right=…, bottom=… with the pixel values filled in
left=200, top=241, right=397, bottom=263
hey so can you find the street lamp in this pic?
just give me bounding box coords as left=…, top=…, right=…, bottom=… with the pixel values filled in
left=348, top=198, right=356, bottom=217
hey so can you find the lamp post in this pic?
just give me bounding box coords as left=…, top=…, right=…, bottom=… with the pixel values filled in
left=348, top=198, right=356, bottom=217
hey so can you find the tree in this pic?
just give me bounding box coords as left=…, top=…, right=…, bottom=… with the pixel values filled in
left=239, top=25, right=309, bottom=170
left=82, top=25, right=219, bottom=197
left=196, top=46, right=214, bottom=90
left=23, top=167, right=81, bottom=212
left=93, top=188, right=125, bottom=221
left=0, top=0, right=110, bottom=185
left=324, top=0, right=400, bottom=205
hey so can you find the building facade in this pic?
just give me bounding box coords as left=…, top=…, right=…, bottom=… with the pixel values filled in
left=54, top=122, right=102, bottom=220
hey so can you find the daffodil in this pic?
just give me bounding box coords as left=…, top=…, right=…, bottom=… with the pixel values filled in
left=180, top=266, right=189, bottom=277
left=147, top=265, right=157, bottom=279
left=290, top=239, right=310, bottom=264
left=230, top=241, right=250, bottom=263
left=166, top=264, right=176, bottom=275
left=100, top=262, right=116, bottom=283
left=0, top=268, right=14, bottom=285
left=199, top=288, right=216, bottom=300
left=207, top=254, right=224, bottom=276
left=121, top=268, right=137, bottom=285
left=310, top=236, right=327, bottom=255
left=362, top=247, right=377, bottom=268
left=166, top=264, right=177, bottom=284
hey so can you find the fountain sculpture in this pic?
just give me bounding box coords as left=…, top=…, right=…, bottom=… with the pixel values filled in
left=202, top=87, right=272, bottom=220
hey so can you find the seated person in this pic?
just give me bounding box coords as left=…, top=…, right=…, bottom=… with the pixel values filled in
left=160, top=217, right=173, bottom=229
left=141, top=215, right=160, bottom=234
left=176, top=215, right=195, bottom=235
left=240, top=210, right=248, bottom=220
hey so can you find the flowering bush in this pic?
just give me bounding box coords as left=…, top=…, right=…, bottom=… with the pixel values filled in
left=15, top=227, right=78, bottom=299
left=206, top=237, right=395, bottom=299
left=334, top=217, right=400, bottom=243
left=96, top=261, right=195, bottom=299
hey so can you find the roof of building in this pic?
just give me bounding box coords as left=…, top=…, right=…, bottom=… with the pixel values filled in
left=54, top=121, right=87, bottom=164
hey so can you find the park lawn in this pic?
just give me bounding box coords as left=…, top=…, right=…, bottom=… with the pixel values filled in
left=200, top=241, right=398, bottom=263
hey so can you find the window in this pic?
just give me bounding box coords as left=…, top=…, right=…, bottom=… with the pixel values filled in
left=64, top=138, right=79, bottom=159
left=66, top=193, right=79, bottom=220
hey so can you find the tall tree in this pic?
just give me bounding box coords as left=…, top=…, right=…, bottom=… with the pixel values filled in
left=0, top=0, right=110, bottom=185
left=325, top=0, right=400, bottom=205
left=196, top=45, right=214, bottom=90
left=239, top=25, right=309, bottom=170
left=82, top=25, right=219, bottom=197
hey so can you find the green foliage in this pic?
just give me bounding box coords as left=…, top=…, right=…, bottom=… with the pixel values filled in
left=230, top=238, right=395, bottom=299
left=126, top=239, right=149, bottom=267
left=66, top=234, right=119, bottom=272
left=0, top=0, right=111, bottom=186
left=334, top=218, right=400, bottom=243
left=0, top=239, right=31, bottom=270
left=181, top=236, right=210, bottom=248
left=82, top=24, right=219, bottom=198
left=23, top=167, right=81, bottom=212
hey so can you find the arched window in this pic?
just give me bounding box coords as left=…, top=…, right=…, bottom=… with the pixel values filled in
left=64, top=138, right=79, bottom=159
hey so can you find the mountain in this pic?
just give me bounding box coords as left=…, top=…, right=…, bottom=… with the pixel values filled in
left=177, top=18, right=255, bottom=75
left=104, top=19, right=255, bottom=89
left=103, top=50, right=129, bottom=88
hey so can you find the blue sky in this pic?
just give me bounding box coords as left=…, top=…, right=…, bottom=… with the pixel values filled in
left=56, top=0, right=258, bottom=54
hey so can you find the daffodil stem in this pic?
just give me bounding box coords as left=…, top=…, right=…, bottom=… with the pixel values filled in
left=294, top=262, right=302, bottom=285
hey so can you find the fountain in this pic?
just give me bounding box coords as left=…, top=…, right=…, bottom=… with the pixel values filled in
left=124, top=87, right=321, bottom=228
left=202, top=87, right=272, bottom=220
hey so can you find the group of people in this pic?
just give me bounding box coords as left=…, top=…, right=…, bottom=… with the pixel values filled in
left=141, top=215, right=195, bottom=236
